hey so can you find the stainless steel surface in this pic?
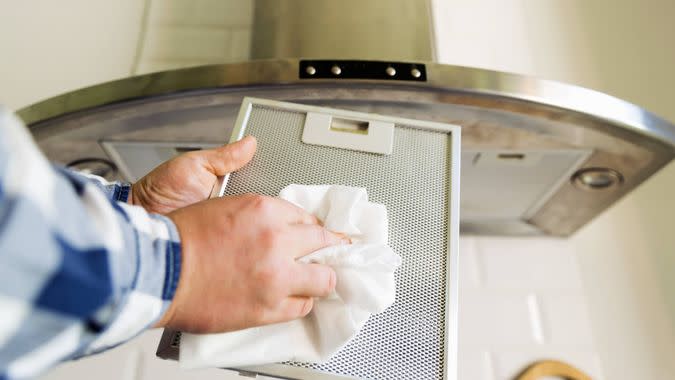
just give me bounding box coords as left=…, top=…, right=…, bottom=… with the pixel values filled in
left=100, top=141, right=219, bottom=182
left=65, top=158, right=117, bottom=180
left=17, top=59, right=675, bottom=236
left=461, top=149, right=592, bottom=233
left=157, top=98, right=460, bottom=379
left=251, top=0, right=434, bottom=62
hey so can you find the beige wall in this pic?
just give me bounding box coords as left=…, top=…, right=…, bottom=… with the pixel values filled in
left=0, top=0, right=145, bottom=110
left=433, top=0, right=675, bottom=379
left=0, top=0, right=255, bottom=110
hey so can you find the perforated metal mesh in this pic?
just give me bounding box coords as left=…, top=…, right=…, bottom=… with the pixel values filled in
left=223, top=105, right=451, bottom=380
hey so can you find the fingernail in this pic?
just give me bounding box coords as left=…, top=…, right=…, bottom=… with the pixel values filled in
left=302, top=298, right=314, bottom=316
left=333, top=231, right=349, bottom=243
left=243, top=135, right=257, bottom=146
left=329, top=269, right=337, bottom=291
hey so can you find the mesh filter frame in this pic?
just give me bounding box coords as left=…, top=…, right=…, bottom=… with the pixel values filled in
left=207, top=98, right=460, bottom=380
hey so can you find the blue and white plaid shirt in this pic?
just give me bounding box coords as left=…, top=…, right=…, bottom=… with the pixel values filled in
left=0, top=106, right=182, bottom=379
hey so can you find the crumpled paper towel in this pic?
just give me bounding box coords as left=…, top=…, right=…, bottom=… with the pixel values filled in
left=178, top=184, right=401, bottom=368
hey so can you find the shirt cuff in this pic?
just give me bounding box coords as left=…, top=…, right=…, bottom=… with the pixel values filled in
left=58, top=166, right=132, bottom=203
left=83, top=206, right=182, bottom=354
left=154, top=213, right=182, bottom=304
left=113, top=183, right=132, bottom=203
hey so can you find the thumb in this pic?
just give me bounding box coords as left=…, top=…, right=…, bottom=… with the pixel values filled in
left=204, top=136, right=257, bottom=175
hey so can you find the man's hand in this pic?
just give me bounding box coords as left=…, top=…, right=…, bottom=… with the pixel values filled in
left=158, top=194, right=348, bottom=333
left=131, top=136, right=257, bottom=214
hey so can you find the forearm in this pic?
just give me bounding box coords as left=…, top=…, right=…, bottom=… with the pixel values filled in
left=0, top=107, right=181, bottom=379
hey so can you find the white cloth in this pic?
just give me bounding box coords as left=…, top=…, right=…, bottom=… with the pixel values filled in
left=178, top=184, right=401, bottom=369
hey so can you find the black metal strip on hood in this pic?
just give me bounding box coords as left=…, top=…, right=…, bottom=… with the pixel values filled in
left=299, top=60, right=427, bottom=81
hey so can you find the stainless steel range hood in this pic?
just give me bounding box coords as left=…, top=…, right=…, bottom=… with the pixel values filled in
left=18, top=0, right=675, bottom=237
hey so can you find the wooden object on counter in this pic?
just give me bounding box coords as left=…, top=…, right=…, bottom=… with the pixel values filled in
left=515, top=359, right=593, bottom=380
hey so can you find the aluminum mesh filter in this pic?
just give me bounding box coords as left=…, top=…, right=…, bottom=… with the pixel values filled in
left=223, top=105, right=451, bottom=379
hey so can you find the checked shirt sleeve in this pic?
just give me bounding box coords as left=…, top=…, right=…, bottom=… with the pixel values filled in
left=73, top=171, right=132, bottom=204
left=0, top=107, right=182, bottom=380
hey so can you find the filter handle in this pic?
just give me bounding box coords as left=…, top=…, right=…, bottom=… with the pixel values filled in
left=302, top=112, right=394, bottom=155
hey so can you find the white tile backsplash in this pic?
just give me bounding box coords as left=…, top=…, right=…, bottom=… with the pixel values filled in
left=459, top=236, right=601, bottom=380
left=539, top=293, right=595, bottom=346
left=526, top=294, right=545, bottom=344
left=37, top=330, right=248, bottom=380
left=139, top=353, right=239, bottom=380
left=460, top=291, right=538, bottom=346
left=458, top=349, right=496, bottom=380
left=38, top=343, right=136, bottom=380
left=459, top=236, right=482, bottom=288
left=474, top=237, right=583, bottom=291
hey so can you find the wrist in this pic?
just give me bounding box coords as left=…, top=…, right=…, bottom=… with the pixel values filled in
left=127, top=185, right=134, bottom=205
left=154, top=212, right=187, bottom=329
left=154, top=303, right=175, bottom=328
left=128, top=183, right=146, bottom=208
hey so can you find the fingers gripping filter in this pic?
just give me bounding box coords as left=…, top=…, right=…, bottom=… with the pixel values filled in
left=156, top=98, right=462, bottom=380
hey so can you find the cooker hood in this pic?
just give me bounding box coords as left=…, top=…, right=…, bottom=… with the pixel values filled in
left=18, top=0, right=675, bottom=237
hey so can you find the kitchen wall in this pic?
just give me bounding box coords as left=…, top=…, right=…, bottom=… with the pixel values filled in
left=0, top=0, right=144, bottom=110
left=0, top=0, right=253, bottom=110
left=1, top=1, right=674, bottom=380
left=456, top=237, right=602, bottom=379
left=433, top=0, right=675, bottom=379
